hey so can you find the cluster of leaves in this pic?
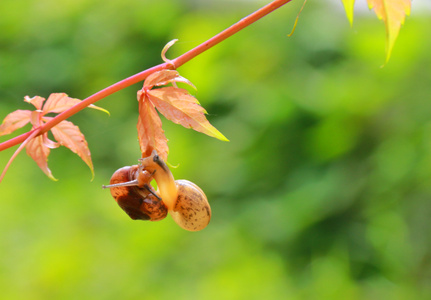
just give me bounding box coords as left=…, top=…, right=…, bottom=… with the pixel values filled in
left=0, top=94, right=107, bottom=180
left=137, top=69, right=228, bottom=162
left=0, top=0, right=413, bottom=182
left=341, top=0, right=411, bottom=62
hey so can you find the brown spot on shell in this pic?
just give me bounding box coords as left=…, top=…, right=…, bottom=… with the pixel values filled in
left=170, top=180, right=211, bottom=231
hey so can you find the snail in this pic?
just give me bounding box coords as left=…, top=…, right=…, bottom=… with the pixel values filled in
left=103, top=151, right=211, bottom=231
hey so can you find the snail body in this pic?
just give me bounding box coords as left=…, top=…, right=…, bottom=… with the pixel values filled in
left=103, top=151, right=211, bottom=231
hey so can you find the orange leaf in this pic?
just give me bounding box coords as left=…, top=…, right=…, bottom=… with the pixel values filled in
left=47, top=118, right=95, bottom=178
left=0, top=110, right=32, bottom=135
left=42, top=93, right=109, bottom=115
left=144, top=70, right=180, bottom=88
left=144, top=70, right=195, bottom=90
left=42, top=134, right=60, bottom=149
left=137, top=70, right=227, bottom=161
left=24, top=95, right=45, bottom=110
left=148, top=87, right=228, bottom=141
left=367, top=0, right=411, bottom=62
left=30, top=111, right=42, bottom=127
left=1, top=93, right=106, bottom=181
left=137, top=94, right=168, bottom=161
left=26, top=134, right=56, bottom=180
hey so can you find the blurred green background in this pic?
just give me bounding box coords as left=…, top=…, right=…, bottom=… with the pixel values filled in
left=1, top=0, right=430, bottom=299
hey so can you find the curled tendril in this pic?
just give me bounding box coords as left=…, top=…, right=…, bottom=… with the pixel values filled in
left=161, top=39, right=179, bottom=69
left=287, top=0, right=307, bottom=37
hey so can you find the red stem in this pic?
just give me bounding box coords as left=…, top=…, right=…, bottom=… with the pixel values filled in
left=0, top=0, right=292, bottom=152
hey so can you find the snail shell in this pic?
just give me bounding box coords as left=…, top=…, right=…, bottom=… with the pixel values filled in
left=169, top=180, right=211, bottom=231
left=108, top=166, right=167, bottom=221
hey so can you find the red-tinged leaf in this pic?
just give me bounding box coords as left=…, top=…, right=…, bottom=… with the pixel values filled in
left=26, top=134, right=56, bottom=180
left=170, top=75, right=197, bottom=90
left=47, top=118, right=95, bottom=178
left=137, top=95, right=168, bottom=161
left=24, top=95, right=45, bottom=110
left=1, top=93, right=106, bottom=182
left=148, top=87, right=228, bottom=141
left=367, top=0, right=411, bottom=62
left=42, top=93, right=78, bottom=114
left=30, top=111, right=42, bottom=127
left=42, top=133, right=60, bottom=149
left=144, top=70, right=180, bottom=88
left=144, top=70, right=195, bottom=90
left=0, top=110, right=32, bottom=136
left=42, top=93, right=109, bottom=115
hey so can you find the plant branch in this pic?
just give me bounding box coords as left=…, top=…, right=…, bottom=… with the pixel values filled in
left=0, top=0, right=292, bottom=152
left=171, top=0, right=293, bottom=68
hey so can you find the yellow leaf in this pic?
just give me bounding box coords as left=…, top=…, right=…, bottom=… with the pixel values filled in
left=367, top=0, right=411, bottom=63
left=341, top=0, right=355, bottom=26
